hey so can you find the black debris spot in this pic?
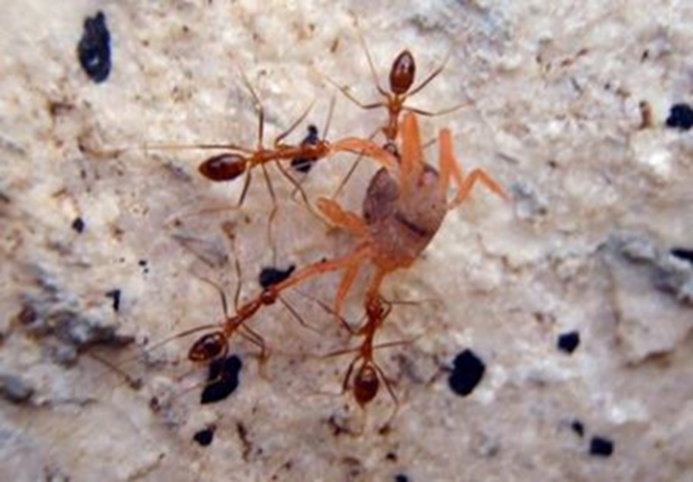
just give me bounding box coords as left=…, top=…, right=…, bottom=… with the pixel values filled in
left=557, top=331, right=580, bottom=354
left=571, top=419, right=585, bottom=437
left=193, top=426, right=216, bottom=446
left=394, top=475, right=410, bottom=482
left=291, top=125, right=320, bottom=173
left=589, top=436, right=614, bottom=457
left=671, top=248, right=693, bottom=265
left=0, top=373, right=34, bottom=404
left=259, top=264, right=296, bottom=289
left=448, top=349, right=485, bottom=397
left=105, top=289, right=121, bottom=312
left=200, top=355, right=242, bottom=404
left=77, top=12, right=112, bottom=83
left=138, top=259, right=150, bottom=274
left=385, top=452, right=398, bottom=462
left=666, top=103, right=693, bottom=131
left=71, top=217, right=85, bottom=233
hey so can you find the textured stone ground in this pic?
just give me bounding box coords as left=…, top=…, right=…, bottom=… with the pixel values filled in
left=1, top=1, right=692, bottom=481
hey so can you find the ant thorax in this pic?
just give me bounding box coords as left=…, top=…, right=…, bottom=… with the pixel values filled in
left=363, top=164, right=447, bottom=270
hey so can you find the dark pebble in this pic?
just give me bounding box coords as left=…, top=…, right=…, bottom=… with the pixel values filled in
left=394, top=475, right=409, bottom=482
left=193, top=426, right=216, bottom=446
left=557, top=331, right=580, bottom=354
left=448, top=349, right=485, bottom=397
left=258, top=264, right=296, bottom=289
left=200, top=355, right=242, bottom=404
left=77, top=12, right=111, bottom=83
left=105, top=289, right=121, bottom=312
left=589, top=436, right=614, bottom=457
left=666, top=103, right=693, bottom=131
left=71, top=217, right=85, bottom=233
left=670, top=248, right=693, bottom=264
left=571, top=419, right=585, bottom=437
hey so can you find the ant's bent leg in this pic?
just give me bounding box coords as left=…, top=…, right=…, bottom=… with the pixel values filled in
left=316, top=197, right=367, bottom=238
left=271, top=244, right=372, bottom=294
left=437, top=128, right=508, bottom=207
left=450, top=168, right=508, bottom=208
left=330, top=138, right=397, bottom=170
left=334, top=261, right=363, bottom=332
left=399, top=112, right=425, bottom=192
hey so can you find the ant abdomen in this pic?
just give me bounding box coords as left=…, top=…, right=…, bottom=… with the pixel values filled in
left=189, top=332, right=228, bottom=362
left=198, top=153, right=248, bottom=181
left=389, top=50, right=416, bottom=95
left=353, top=364, right=379, bottom=406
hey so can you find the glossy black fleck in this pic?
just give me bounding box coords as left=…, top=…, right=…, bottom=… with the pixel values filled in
left=670, top=248, right=693, bottom=264
left=448, top=349, right=485, bottom=397
left=105, top=289, right=121, bottom=312
left=77, top=12, right=111, bottom=83
left=589, top=436, right=614, bottom=457
left=71, top=217, right=85, bottom=233
left=193, top=426, right=216, bottom=446
left=557, top=331, right=580, bottom=354
left=571, top=419, right=585, bottom=437
left=200, top=355, right=242, bottom=404
left=666, top=103, right=693, bottom=131
left=259, top=264, right=296, bottom=289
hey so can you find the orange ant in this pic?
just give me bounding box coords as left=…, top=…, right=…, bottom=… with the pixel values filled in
left=326, top=23, right=467, bottom=196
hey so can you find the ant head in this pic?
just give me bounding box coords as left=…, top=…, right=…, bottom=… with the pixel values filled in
left=353, top=363, right=379, bottom=406
left=389, top=50, right=416, bottom=95
left=199, top=153, right=248, bottom=181
left=188, top=331, right=228, bottom=362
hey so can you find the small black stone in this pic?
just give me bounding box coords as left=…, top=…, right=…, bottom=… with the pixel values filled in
left=105, top=289, right=121, bottom=312
left=200, top=355, right=242, bottom=404
left=589, top=436, right=614, bottom=457
left=448, top=349, right=485, bottom=397
left=557, top=331, right=580, bottom=354
left=671, top=248, right=693, bottom=264
left=71, top=217, right=85, bottom=233
left=571, top=419, right=585, bottom=437
left=193, top=427, right=216, bottom=446
left=394, top=475, right=409, bottom=482
left=138, top=259, right=150, bottom=274
left=259, top=264, right=296, bottom=289
left=77, top=12, right=111, bottom=83
left=666, top=103, right=693, bottom=131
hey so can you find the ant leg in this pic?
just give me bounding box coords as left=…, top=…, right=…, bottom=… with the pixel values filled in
left=404, top=101, right=470, bottom=118
left=399, top=112, right=425, bottom=192
left=436, top=128, right=508, bottom=206
left=274, top=98, right=317, bottom=146
left=334, top=261, right=363, bottom=330
left=237, top=168, right=253, bottom=207
left=274, top=161, right=326, bottom=225
left=351, top=15, right=388, bottom=97
left=239, top=70, right=266, bottom=150
left=331, top=126, right=381, bottom=200
left=321, top=73, right=385, bottom=110
left=316, top=197, right=367, bottom=238
left=259, top=164, right=280, bottom=262
left=330, top=137, right=397, bottom=170
left=239, top=325, right=267, bottom=361
left=270, top=244, right=372, bottom=294
left=406, top=47, right=452, bottom=98
left=277, top=294, right=319, bottom=333
left=293, top=289, right=357, bottom=334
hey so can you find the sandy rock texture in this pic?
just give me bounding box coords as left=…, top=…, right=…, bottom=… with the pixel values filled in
left=1, top=0, right=692, bottom=480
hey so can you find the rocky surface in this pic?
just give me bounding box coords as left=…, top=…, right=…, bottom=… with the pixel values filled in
left=1, top=0, right=692, bottom=480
